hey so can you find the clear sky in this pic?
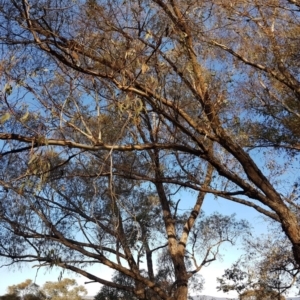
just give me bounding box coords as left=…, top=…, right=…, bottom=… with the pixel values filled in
left=0, top=195, right=269, bottom=298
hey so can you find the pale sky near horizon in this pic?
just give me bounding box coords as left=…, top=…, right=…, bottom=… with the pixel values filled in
left=0, top=196, right=270, bottom=299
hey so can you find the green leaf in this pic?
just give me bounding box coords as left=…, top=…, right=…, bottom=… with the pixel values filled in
left=0, top=112, right=11, bottom=124
left=3, top=83, right=12, bottom=95
left=20, top=110, right=29, bottom=122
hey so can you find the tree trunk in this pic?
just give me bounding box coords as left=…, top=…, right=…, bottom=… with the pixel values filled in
left=173, top=254, right=188, bottom=300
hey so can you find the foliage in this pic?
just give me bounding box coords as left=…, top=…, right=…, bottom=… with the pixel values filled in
left=0, top=0, right=300, bottom=299
left=2, top=279, right=44, bottom=300
left=239, top=288, right=286, bottom=300
left=217, top=227, right=298, bottom=298
left=94, top=272, right=138, bottom=300
left=42, top=278, right=87, bottom=300
left=0, top=278, right=86, bottom=300
left=0, top=295, right=20, bottom=300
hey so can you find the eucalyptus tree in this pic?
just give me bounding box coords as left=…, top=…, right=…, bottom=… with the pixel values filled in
left=0, top=278, right=86, bottom=300
left=41, top=278, right=87, bottom=300
left=0, top=0, right=300, bottom=299
left=217, top=223, right=300, bottom=299
left=95, top=212, right=246, bottom=300
left=3, top=280, right=44, bottom=300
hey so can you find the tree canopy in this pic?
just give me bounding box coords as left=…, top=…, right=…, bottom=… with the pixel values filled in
left=0, top=279, right=43, bottom=300
left=217, top=227, right=299, bottom=298
left=0, top=278, right=86, bottom=300
left=42, top=278, right=87, bottom=300
left=0, top=0, right=300, bottom=300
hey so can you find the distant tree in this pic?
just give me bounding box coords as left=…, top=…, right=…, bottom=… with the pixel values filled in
left=94, top=272, right=138, bottom=300
left=0, top=297, right=43, bottom=300
left=239, top=288, right=286, bottom=300
left=23, top=295, right=42, bottom=300
left=94, top=285, right=118, bottom=300
left=0, top=294, right=20, bottom=300
left=217, top=228, right=298, bottom=299
left=41, top=278, right=87, bottom=300
left=0, top=278, right=85, bottom=300
left=4, top=280, right=44, bottom=300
